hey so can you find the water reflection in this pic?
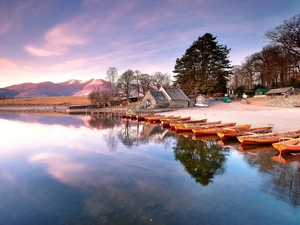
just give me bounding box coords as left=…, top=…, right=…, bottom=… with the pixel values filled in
left=241, top=150, right=300, bottom=208
left=1, top=113, right=300, bottom=224
left=173, top=135, right=230, bottom=186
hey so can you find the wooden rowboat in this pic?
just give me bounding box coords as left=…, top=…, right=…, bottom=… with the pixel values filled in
left=192, top=122, right=237, bottom=136
left=144, top=115, right=174, bottom=123
left=173, top=121, right=222, bottom=132
left=169, top=119, right=208, bottom=130
left=272, top=137, right=300, bottom=153
left=159, top=116, right=181, bottom=123
left=136, top=114, right=158, bottom=121
left=161, top=116, right=192, bottom=128
left=217, top=126, right=273, bottom=139
left=237, top=130, right=300, bottom=145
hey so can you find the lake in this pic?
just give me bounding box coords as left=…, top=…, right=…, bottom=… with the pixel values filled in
left=0, top=113, right=300, bottom=225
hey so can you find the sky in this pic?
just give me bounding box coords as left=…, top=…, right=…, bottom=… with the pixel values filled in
left=0, top=0, right=299, bottom=88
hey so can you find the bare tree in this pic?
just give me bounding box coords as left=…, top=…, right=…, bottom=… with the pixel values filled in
left=105, top=67, right=119, bottom=83
left=139, top=73, right=153, bottom=96
left=117, top=69, right=135, bottom=104
left=105, top=67, right=119, bottom=97
left=151, top=71, right=171, bottom=90
left=265, top=13, right=300, bottom=61
left=88, top=87, right=113, bottom=107
left=134, top=70, right=141, bottom=99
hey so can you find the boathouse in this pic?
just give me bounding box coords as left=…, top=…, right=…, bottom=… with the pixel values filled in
left=196, top=94, right=209, bottom=104
left=265, top=87, right=299, bottom=98
left=140, top=87, right=190, bottom=109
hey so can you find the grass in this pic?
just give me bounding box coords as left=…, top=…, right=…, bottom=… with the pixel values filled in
left=0, top=96, right=91, bottom=106
left=0, top=96, right=142, bottom=110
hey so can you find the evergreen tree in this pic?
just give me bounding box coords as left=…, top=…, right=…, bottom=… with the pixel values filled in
left=173, top=33, right=232, bottom=95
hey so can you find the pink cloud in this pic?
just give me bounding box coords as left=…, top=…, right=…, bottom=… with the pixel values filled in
left=24, top=45, right=60, bottom=57
left=0, top=58, right=20, bottom=70
left=0, top=21, right=13, bottom=36
left=24, top=19, right=87, bottom=57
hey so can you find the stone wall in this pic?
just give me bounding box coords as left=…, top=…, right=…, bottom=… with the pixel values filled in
left=242, top=95, right=300, bottom=107
left=139, top=92, right=169, bottom=109
left=169, top=100, right=189, bottom=108
left=241, top=95, right=300, bottom=108
left=266, top=95, right=300, bottom=107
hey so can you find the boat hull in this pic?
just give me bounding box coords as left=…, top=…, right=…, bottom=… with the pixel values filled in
left=237, top=130, right=300, bottom=145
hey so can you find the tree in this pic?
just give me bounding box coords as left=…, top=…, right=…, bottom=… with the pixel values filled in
left=265, top=13, right=300, bottom=61
left=117, top=69, right=135, bottom=104
left=139, top=73, right=153, bottom=96
left=88, top=88, right=112, bottom=107
left=151, top=71, right=171, bottom=90
left=105, top=67, right=119, bottom=96
left=173, top=33, right=232, bottom=95
left=134, top=70, right=141, bottom=99
left=105, top=67, right=119, bottom=83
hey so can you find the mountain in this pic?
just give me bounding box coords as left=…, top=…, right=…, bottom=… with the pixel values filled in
left=1, top=79, right=108, bottom=98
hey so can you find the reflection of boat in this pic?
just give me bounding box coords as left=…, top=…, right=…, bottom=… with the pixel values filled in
left=236, top=145, right=276, bottom=152
left=192, top=122, right=237, bottom=136
left=192, top=134, right=220, bottom=141
left=216, top=140, right=240, bottom=148
left=161, top=116, right=192, bottom=128
left=217, top=126, right=273, bottom=139
left=237, top=130, right=300, bottom=145
left=172, top=121, right=221, bottom=132
left=272, top=152, right=300, bottom=164
left=272, top=138, right=300, bottom=153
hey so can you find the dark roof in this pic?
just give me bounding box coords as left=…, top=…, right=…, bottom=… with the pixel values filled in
left=149, top=90, right=169, bottom=103
left=255, top=88, right=269, bottom=92
left=265, top=87, right=293, bottom=95
left=161, top=87, right=189, bottom=101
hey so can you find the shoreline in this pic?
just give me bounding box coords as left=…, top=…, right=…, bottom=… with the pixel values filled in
left=0, top=101, right=300, bottom=132
left=159, top=100, right=300, bottom=133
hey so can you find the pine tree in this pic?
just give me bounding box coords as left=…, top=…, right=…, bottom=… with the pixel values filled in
left=173, top=33, right=232, bottom=95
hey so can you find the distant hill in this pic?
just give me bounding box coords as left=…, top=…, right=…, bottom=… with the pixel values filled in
left=1, top=79, right=108, bottom=98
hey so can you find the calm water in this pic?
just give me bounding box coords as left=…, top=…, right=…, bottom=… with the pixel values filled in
left=0, top=113, right=300, bottom=225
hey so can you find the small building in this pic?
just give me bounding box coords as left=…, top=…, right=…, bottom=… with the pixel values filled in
left=139, top=87, right=190, bottom=109
left=159, top=87, right=190, bottom=108
left=196, top=94, right=209, bottom=104
left=140, top=90, right=169, bottom=109
left=255, top=88, right=269, bottom=95
left=188, top=95, right=196, bottom=107
left=265, top=87, right=298, bottom=98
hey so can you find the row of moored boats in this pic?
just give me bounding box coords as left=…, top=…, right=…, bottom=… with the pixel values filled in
left=121, top=113, right=300, bottom=154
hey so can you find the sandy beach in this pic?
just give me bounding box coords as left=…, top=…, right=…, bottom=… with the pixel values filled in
left=161, top=100, right=300, bottom=132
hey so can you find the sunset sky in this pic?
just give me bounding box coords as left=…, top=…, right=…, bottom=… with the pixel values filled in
left=1, top=0, right=299, bottom=88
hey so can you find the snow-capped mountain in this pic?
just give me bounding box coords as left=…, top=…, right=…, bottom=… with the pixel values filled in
left=0, top=79, right=109, bottom=98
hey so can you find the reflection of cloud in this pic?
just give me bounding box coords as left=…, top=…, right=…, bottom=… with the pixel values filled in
left=29, top=152, right=86, bottom=184
left=0, top=171, right=16, bottom=184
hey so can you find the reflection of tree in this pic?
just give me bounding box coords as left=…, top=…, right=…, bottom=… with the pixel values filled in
left=173, top=136, right=230, bottom=186
left=87, top=114, right=119, bottom=129
left=118, top=120, right=136, bottom=147
left=242, top=151, right=300, bottom=207
left=117, top=122, right=175, bottom=148
left=88, top=115, right=122, bottom=151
